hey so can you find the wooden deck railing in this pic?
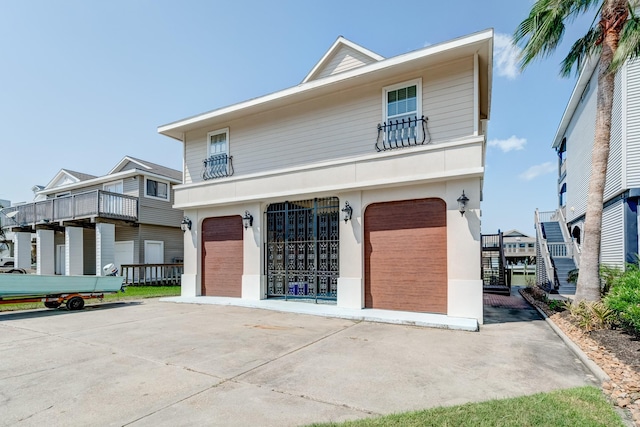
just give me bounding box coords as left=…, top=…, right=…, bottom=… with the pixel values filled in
left=120, top=263, right=183, bottom=286
left=1, top=190, right=138, bottom=228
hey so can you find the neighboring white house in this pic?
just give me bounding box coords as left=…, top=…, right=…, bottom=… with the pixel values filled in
left=551, top=57, right=640, bottom=268
left=158, top=31, right=493, bottom=325
left=1, top=157, right=184, bottom=276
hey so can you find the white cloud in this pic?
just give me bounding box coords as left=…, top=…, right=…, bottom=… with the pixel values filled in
left=488, top=135, right=527, bottom=152
left=494, top=33, right=521, bottom=80
left=519, top=162, right=556, bottom=181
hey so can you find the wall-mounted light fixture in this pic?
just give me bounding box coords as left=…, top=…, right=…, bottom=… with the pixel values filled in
left=341, top=201, right=353, bottom=223
left=180, top=216, right=192, bottom=232
left=242, top=211, right=253, bottom=229
left=457, top=191, right=469, bottom=216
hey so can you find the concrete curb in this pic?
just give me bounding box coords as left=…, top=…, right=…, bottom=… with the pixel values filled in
left=530, top=302, right=611, bottom=384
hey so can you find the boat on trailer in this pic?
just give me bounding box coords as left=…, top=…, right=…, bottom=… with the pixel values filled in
left=0, top=273, right=124, bottom=310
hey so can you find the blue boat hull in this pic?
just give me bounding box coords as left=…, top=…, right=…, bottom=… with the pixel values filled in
left=0, top=275, right=124, bottom=298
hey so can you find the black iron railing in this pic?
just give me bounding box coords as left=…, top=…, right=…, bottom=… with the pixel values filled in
left=0, top=190, right=138, bottom=228
left=375, top=116, right=430, bottom=152
left=202, top=154, right=233, bottom=180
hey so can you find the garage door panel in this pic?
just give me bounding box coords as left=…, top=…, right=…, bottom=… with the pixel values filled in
left=202, top=216, right=243, bottom=297
left=365, top=198, right=447, bottom=313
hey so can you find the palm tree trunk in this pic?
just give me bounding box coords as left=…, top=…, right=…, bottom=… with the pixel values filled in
left=575, top=0, right=627, bottom=302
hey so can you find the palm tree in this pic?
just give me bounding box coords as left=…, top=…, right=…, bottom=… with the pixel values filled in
left=515, top=0, right=640, bottom=302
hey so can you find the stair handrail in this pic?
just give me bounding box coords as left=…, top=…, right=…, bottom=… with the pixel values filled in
left=556, top=208, right=581, bottom=268
left=534, top=209, right=556, bottom=290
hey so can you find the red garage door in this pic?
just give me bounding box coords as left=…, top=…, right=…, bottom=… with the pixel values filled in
left=364, top=198, right=447, bottom=313
left=202, top=216, right=243, bottom=297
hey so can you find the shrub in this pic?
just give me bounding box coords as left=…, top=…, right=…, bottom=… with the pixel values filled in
left=566, top=300, right=616, bottom=332
left=604, top=268, right=640, bottom=336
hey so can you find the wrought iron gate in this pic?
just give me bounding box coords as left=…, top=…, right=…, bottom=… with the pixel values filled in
left=265, top=197, right=340, bottom=301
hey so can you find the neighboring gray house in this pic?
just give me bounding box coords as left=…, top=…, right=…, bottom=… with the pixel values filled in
left=0, top=156, right=184, bottom=276
left=535, top=57, right=640, bottom=293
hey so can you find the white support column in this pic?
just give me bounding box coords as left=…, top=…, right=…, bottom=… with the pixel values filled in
left=36, top=229, right=55, bottom=275
left=95, top=223, right=115, bottom=276
left=337, top=191, right=364, bottom=309
left=14, top=232, right=32, bottom=270
left=242, top=203, right=263, bottom=300
left=65, top=226, right=84, bottom=276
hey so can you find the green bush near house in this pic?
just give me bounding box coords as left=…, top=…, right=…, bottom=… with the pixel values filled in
left=604, top=268, right=640, bottom=336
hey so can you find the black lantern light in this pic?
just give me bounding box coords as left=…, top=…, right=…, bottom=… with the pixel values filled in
left=341, top=201, right=353, bottom=223
left=242, top=211, right=253, bottom=229
left=457, top=190, right=469, bottom=216
left=180, top=216, right=192, bottom=232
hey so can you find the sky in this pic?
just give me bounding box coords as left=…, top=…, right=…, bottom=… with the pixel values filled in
left=0, top=0, right=597, bottom=235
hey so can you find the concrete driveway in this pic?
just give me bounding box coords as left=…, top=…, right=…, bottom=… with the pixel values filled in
left=0, top=298, right=596, bottom=426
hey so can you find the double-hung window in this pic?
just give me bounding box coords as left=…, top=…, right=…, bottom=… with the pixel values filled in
left=383, top=79, right=422, bottom=143
left=203, top=128, right=232, bottom=180
left=208, top=128, right=229, bottom=158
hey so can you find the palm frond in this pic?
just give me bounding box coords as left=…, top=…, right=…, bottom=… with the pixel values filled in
left=514, top=0, right=601, bottom=71
left=610, top=14, right=640, bottom=71
left=560, top=26, right=602, bottom=76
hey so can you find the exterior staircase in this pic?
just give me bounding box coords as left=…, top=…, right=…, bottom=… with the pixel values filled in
left=535, top=210, right=579, bottom=296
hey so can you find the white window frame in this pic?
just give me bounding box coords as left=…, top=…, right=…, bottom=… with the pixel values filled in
left=144, top=177, right=170, bottom=202
left=381, top=78, right=422, bottom=125
left=207, top=127, right=230, bottom=158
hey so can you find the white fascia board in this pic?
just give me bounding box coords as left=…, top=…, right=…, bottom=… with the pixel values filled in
left=108, top=156, right=153, bottom=175
left=301, top=36, right=385, bottom=84
left=158, top=29, right=494, bottom=140
left=551, top=57, right=598, bottom=148
left=36, top=169, right=181, bottom=197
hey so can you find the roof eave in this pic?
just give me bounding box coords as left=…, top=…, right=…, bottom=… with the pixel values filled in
left=158, top=29, right=494, bottom=141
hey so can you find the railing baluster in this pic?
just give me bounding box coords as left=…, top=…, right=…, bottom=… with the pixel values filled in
left=375, top=116, right=431, bottom=152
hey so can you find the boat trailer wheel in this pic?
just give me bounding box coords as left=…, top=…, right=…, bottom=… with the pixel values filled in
left=66, top=296, right=85, bottom=311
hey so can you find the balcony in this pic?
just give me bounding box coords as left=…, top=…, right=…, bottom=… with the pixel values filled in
left=202, top=153, right=233, bottom=180
left=376, top=116, right=430, bottom=152
left=1, top=190, right=138, bottom=229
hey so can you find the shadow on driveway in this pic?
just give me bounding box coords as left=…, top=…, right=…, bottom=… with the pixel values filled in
left=483, top=286, right=542, bottom=324
left=0, top=301, right=143, bottom=321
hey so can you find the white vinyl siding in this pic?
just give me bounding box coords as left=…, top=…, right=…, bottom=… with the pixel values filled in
left=314, top=45, right=378, bottom=80
left=183, top=57, right=475, bottom=184
left=627, top=59, right=640, bottom=186
left=601, top=201, right=625, bottom=268
left=564, top=69, right=597, bottom=222
left=604, top=68, right=623, bottom=199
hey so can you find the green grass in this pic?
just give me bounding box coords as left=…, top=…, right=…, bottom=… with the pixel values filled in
left=309, top=387, right=623, bottom=427
left=0, top=285, right=181, bottom=311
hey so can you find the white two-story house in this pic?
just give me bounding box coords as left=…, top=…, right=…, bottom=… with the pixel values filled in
left=159, top=30, right=493, bottom=325
left=552, top=57, right=640, bottom=268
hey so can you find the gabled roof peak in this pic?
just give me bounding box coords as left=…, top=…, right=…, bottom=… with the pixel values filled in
left=302, top=36, right=384, bottom=83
